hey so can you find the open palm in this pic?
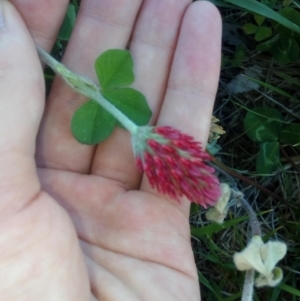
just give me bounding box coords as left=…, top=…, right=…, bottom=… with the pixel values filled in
left=0, top=1, right=221, bottom=300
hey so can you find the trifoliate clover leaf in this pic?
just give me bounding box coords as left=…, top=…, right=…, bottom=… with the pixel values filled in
left=71, top=49, right=152, bottom=145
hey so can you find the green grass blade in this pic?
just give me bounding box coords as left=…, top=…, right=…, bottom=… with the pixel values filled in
left=223, top=0, right=300, bottom=33
left=223, top=292, right=242, bottom=301
left=232, top=101, right=295, bottom=125
left=276, top=72, right=300, bottom=88
left=198, top=271, right=223, bottom=300
left=191, top=216, right=248, bottom=237
left=279, top=283, right=300, bottom=297
left=245, top=75, right=299, bottom=101
left=270, top=286, right=281, bottom=301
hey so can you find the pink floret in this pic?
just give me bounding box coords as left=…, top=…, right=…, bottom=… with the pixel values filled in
left=133, top=126, right=221, bottom=207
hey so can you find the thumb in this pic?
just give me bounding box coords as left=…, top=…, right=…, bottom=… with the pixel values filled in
left=0, top=1, right=44, bottom=213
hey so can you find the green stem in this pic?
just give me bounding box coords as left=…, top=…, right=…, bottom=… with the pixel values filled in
left=37, top=46, right=138, bottom=135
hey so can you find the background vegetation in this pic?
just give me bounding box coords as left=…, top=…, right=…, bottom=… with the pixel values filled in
left=191, top=0, right=300, bottom=300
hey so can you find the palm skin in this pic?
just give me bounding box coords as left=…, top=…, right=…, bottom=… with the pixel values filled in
left=0, top=0, right=221, bottom=300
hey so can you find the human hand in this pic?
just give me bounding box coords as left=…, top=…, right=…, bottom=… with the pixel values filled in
left=0, top=1, right=221, bottom=300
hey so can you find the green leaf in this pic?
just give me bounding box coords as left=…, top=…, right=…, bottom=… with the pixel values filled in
left=70, top=48, right=153, bottom=146
left=244, top=107, right=283, bottom=142
left=71, top=100, right=116, bottom=145
left=230, top=45, right=246, bottom=67
left=223, top=0, right=300, bottom=34
left=222, top=292, right=242, bottom=301
left=103, top=87, right=152, bottom=126
left=190, top=203, right=199, bottom=216
left=256, top=141, right=280, bottom=174
left=254, top=14, right=265, bottom=26
left=261, top=0, right=277, bottom=8
left=256, top=34, right=279, bottom=52
left=283, top=0, right=293, bottom=7
left=58, top=4, right=76, bottom=41
left=276, top=72, right=300, bottom=88
left=279, top=283, right=300, bottom=297
left=279, top=124, right=300, bottom=145
left=95, top=49, right=134, bottom=90
left=272, top=36, right=299, bottom=65
left=191, top=216, right=248, bottom=238
left=245, top=75, right=298, bottom=101
left=254, top=26, right=272, bottom=41
left=198, top=271, right=223, bottom=300
left=243, top=23, right=258, bottom=34
left=275, top=7, right=300, bottom=37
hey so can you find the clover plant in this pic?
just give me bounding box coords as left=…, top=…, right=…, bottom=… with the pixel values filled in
left=244, top=106, right=300, bottom=174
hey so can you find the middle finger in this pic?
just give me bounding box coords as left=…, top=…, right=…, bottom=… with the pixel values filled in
left=91, top=0, right=191, bottom=189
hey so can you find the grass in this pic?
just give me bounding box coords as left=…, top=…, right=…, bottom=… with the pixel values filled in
left=191, top=0, right=300, bottom=300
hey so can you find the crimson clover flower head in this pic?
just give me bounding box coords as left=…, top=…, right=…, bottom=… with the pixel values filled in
left=131, top=126, right=221, bottom=207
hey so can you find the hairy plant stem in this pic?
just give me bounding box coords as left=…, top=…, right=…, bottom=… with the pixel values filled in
left=241, top=270, right=255, bottom=301
left=37, top=46, right=138, bottom=135
left=231, top=190, right=262, bottom=301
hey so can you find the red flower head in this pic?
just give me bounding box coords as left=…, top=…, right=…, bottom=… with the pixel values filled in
left=131, top=126, right=221, bottom=207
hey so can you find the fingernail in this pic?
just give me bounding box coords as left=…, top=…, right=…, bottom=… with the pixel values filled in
left=0, top=0, right=5, bottom=30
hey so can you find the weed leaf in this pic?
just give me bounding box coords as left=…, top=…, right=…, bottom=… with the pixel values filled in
left=272, top=36, right=299, bottom=64
left=71, top=100, right=116, bottom=145
left=243, top=23, right=258, bottom=34
left=95, top=49, right=134, bottom=90
left=58, top=4, right=76, bottom=41
left=254, top=14, right=265, bottom=26
left=255, top=26, right=272, bottom=41
left=275, top=7, right=300, bottom=36
left=103, top=87, right=152, bottom=126
left=256, top=141, right=280, bottom=174
left=244, top=106, right=282, bottom=142
left=279, top=124, right=300, bottom=145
